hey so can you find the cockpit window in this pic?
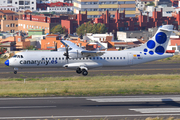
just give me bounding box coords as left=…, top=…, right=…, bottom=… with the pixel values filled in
left=13, top=55, right=23, bottom=58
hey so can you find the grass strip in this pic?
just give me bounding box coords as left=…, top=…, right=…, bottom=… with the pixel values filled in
left=0, top=74, right=180, bottom=97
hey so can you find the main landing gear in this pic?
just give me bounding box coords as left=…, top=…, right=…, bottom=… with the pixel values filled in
left=14, top=68, right=18, bottom=74
left=76, top=67, right=88, bottom=76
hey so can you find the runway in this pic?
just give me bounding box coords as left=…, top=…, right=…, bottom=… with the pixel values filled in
left=1, top=95, right=180, bottom=119
left=1, top=63, right=180, bottom=119
left=0, top=63, right=180, bottom=78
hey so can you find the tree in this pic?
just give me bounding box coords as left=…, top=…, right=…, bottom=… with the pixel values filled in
left=76, top=22, right=107, bottom=36
left=96, top=23, right=101, bottom=33
left=92, top=24, right=97, bottom=34
left=100, top=24, right=107, bottom=33
left=76, top=24, right=86, bottom=35
left=146, top=2, right=155, bottom=6
left=26, top=45, right=36, bottom=50
left=86, top=21, right=93, bottom=33
left=50, top=24, right=66, bottom=34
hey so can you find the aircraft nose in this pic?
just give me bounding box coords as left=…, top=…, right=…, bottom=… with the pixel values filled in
left=4, top=60, right=9, bottom=66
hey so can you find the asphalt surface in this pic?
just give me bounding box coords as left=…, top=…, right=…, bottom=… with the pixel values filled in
left=1, top=95, right=180, bottom=119
left=1, top=63, right=180, bottom=119
left=0, top=63, right=180, bottom=78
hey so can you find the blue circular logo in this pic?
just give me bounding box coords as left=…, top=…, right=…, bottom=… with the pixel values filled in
left=149, top=51, right=154, bottom=55
left=144, top=48, right=148, bottom=52
left=147, top=40, right=156, bottom=49
left=144, top=53, right=147, bottom=55
left=155, top=32, right=167, bottom=44
left=155, top=46, right=165, bottom=55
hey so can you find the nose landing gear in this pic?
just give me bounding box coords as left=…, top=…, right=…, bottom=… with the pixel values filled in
left=14, top=68, right=18, bottom=74
left=14, top=71, right=17, bottom=74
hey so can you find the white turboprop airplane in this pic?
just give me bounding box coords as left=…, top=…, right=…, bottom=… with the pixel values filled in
left=4, top=25, right=174, bottom=76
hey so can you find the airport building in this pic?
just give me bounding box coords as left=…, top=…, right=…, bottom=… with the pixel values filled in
left=0, top=0, right=36, bottom=11
left=73, top=0, right=136, bottom=18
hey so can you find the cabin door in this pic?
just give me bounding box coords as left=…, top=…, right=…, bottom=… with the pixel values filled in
left=128, top=52, right=133, bottom=65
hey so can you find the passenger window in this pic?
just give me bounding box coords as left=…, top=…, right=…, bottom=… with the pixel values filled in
left=49, top=58, right=51, bottom=60
left=13, top=55, right=17, bottom=58
left=46, top=58, right=48, bottom=60
left=120, top=57, right=122, bottom=59
left=79, top=58, right=81, bottom=60
left=97, top=57, right=99, bottom=60
left=59, top=58, right=61, bottom=60
left=89, top=57, right=92, bottom=60
left=21, top=55, right=23, bottom=58
left=86, top=57, right=88, bottom=60
left=114, top=57, right=116, bottom=59
left=62, top=57, right=64, bottom=60
left=56, top=58, right=57, bottom=60
left=52, top=58, right=54, bottom=60
left=117, top=57, right=119, bottom=59
left=93, top=57, right=95, bottom=60
left=42, top=58, right=45, bottom=60
left=104, top=57, right=106, bottom=59
left=110, top=57, right=112, bottom=59
left=107, top=57, right=109, bottom=59
left=124, top=57, right=125, bottom=59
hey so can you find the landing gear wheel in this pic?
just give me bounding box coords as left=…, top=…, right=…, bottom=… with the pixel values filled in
left=76, top=68, right=82, bottom=74
left=82, top=69, right=88, bottom=76
left=14, top=71, right=17, bottom=74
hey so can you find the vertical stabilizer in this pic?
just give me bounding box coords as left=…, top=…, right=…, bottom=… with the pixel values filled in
left=128, top=25, right=174, bottom=56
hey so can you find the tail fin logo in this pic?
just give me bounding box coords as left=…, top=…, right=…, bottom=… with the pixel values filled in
left=155, top=46, right=165, bottom=55
left=144, top=31, right=168, bottom=55
left=147, top=40, right=155, bottom=49
left=155, top=32, right=167, bottom=44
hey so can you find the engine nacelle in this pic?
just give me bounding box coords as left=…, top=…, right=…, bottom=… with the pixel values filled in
left=58, top=48, right=72, bottom=51
left=68, top=51, right=84, bottom=59
left=63, top=62, right=102, bottom=70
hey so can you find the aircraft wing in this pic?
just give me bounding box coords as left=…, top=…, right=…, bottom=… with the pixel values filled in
left=61, top=40, right=83, bottom=51
left=61, top=40, right=105, bottom=57
left=81, top=51, right=105, bottom=57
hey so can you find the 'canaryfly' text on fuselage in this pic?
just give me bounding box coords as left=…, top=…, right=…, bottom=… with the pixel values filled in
left=19, top=60, right=58, bottom=65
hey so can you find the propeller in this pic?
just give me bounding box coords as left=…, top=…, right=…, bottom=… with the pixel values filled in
left=52, top=42, right=57, bottom=51
left=63, top=46, right=69, bottom=63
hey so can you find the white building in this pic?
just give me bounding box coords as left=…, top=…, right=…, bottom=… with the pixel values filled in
left=144, top=6, right=175, bottom=17
left=37, top=0, right=72, bottom=3
left=83, top=33, right=114, bottom=49
left=166, top=33, right=180, bottom=53
left=0, top=0, right=36, bottom=11
left=39, top=6, right=73, bottom=13
left=0, top=6, right=17, bottom=12
left=117, top=30, right=151, bottom=41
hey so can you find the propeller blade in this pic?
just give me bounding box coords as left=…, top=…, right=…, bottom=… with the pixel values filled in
left=65, top=47, right=69, bottom=63
left=66, top=47, right=69, bottom=59
left=52, top=42, right=57, bottom=51
left=55, top=42, right=57, bottom=51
